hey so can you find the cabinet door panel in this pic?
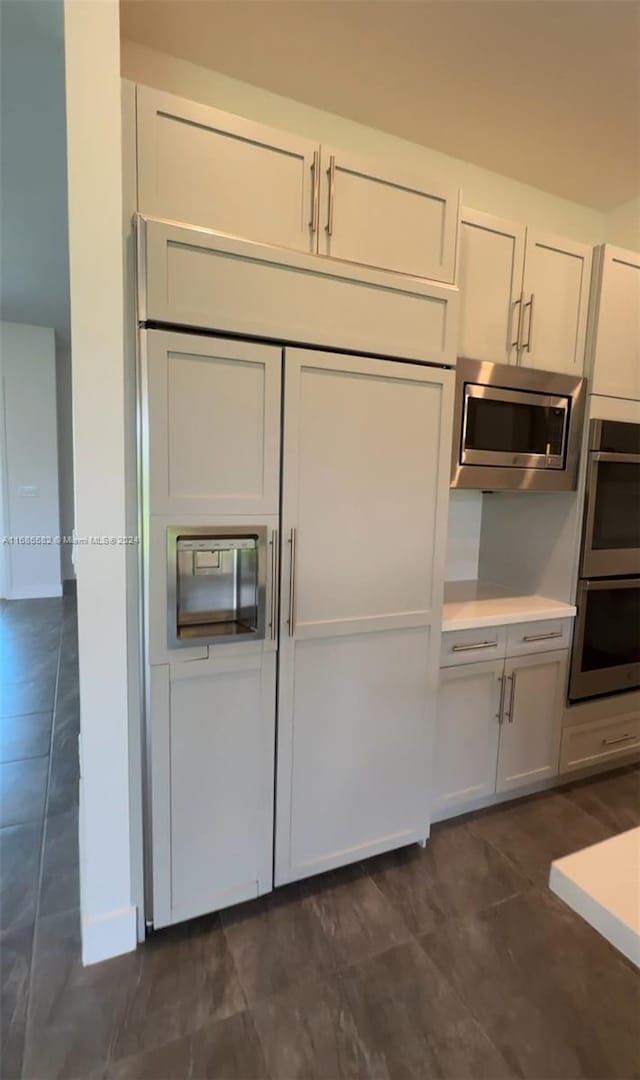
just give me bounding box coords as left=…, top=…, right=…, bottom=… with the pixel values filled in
left=434, top=660, right=502, bottom=815
left=150, top=652, right=275, bottom=927
left=137, top=85, right=319, bottom=253
left=496, top=650, right=567, bottom=792
left=144, top=330, right=281, bottom=517
left=591, top=246, right=640, bottom=401
left=520, top=231, right=592, bottom=375
left=318, top=148, right=458, bottom=282
left=458, top=209, right=525, bottom=365
left=276, top=349, right=453, bottom=884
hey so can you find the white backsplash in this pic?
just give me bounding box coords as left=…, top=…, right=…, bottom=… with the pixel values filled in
left=444, top=490, right=483, bottom=581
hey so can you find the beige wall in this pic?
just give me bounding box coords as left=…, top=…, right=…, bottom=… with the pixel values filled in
left=121, top=39, right=606, bottom=245
left=604, top=196, right=640, bottom=251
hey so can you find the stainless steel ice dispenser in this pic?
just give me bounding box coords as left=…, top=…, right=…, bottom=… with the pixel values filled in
left=167, top=526, right=267, bottom=647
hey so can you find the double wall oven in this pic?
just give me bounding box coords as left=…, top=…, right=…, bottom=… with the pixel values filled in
left=569, top=420, right=640, bottom=701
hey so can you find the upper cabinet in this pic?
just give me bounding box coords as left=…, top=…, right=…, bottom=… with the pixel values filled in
left=459, top=209, right=592, bottom=375
left=317, top=148, right=458, bottom=282
left=589, top=245, right=640, bottom=401
left=458, top=209, right=525, bottom=365
left=136, top=85, right=459, bottom=285
left=137, top=85, right=320, bottom=254
left=520, top=231, right=592, bottom=376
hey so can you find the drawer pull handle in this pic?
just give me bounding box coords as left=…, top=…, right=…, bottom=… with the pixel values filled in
left=451, top=640, right=498, bottom=652
left=601, top=733, right=636, bottom=747
left=522, top=631, right=563, bottom=643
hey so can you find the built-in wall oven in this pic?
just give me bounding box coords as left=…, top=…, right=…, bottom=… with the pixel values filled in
left=451, top=357, right=587, bottom=491
left=569, top=419, right=640, bottom=702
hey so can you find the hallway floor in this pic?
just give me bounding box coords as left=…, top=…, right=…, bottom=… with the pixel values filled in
left=1, top=599, right=639, bottom=1079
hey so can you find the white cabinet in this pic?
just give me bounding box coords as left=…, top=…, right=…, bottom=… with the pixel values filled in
left=458, top=209, right=592, bottom=375
left=318, top=148, right=459, bottom=283
left=435, top=661, right=502, bottom=812
left=137, top=85, right=319, bottom=253
left=143, top=330, right=282, bottom=518
left=149, top=652, right=276, bottom=928
left=520, top=231, right=592, bottom=376
left=434, top=630, right=568, bottom=818
left=136, top=85, right=460, bottom=285
left=458, top=209, right=525, bottom=365
left=275, top=348, right=453, bottom=885
left=496, top=650, right=566, bottom=792
left=589, top=245, right=640, bottom=401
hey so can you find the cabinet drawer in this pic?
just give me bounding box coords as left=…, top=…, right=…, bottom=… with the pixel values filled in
left=506, top=618, right=572, bottom=658
left=440, top=627, right=506, bottom=668
left=559, top=711, right=640, bottom=774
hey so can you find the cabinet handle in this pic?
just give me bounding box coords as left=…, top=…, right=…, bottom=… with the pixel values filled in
left=504, top=674, right=516, bottom=723
left=601, top=733, right=636, bottom=747
left=451, top=640, right=498, bottom=652
left=510, top=293, right=523, bottom=351
left=287, top=527, right=297, bottom=636
left=523, top=293, right=535, bottom=352
left=523, top=631, right=563, bottom=643
left=270, top=529, right=279, bottom=640
left=309, top=151, right=320, bottom=233
left=325, top=155, right=336, bottom=236
left=496, top=674, right=506, bottom=723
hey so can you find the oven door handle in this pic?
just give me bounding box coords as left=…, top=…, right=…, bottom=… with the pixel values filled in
left=593, top=451, right=640, bottom=464
left=581, top=578, right=640, bottom=592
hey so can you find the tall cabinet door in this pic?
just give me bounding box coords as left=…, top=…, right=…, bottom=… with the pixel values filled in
left=519, top=231, right=592, bottom=375
left=318, top=148, right=459, bottom=282
left=496, top=650, right=566, bottom=793
left=275, top=349, right=454, bottom=885
left=137, top=85, right=319, bottom=253
left=591, top=245, right=640, bottom=401
left=150, top=651, right=276, bottom=928
left=458, top=209, right=525, bottom=366
left=144, top=330, right=281, bottom=517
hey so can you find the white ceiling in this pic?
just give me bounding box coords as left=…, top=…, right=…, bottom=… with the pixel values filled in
left=120, top=0, right=640, bottom=211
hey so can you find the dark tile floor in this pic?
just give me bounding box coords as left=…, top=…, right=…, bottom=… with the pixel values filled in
left=1, top=598, right=639, bottom=1079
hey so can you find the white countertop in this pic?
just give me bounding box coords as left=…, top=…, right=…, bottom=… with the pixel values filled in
left=442, top=580, right=577, bottom=631
left=550, top=828, right=640, bottom=968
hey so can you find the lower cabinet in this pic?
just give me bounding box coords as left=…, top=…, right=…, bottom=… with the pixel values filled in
left=434, top=645, right=568, bottom=816
left=149, top=650, right=276, bottom=928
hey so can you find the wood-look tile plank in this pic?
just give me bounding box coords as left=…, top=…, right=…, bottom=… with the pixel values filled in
left=111, top=913, right=246, bottom=1062
left=420, top=888, right=640, bottom=1080
left=0, top=710, right=52, bottom=763
left=467, top=791, right=613, bottom=886
left=222, top=863, right=411, bottom=1005
left=39, top=809, right=80, bottom=917
left=23, top=909, right=138, bottom=1080
left=0, top=756, right=48, bottom=827
left=0, top=819, right=42, bottom=933
left=559, top=766, right=640, bottom=833
left=1, top=922, right=34, bottom=1080
left=0, top=678, right=56, bottom=719
left=99, top=1010, right=268, bottom=1080
left=366, top=821, right=528, bottom=935
left=252, top=940, right=512, bottom=1079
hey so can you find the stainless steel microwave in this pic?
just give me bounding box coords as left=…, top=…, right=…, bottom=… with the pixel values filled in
left=451, top=358, right=587, bottom=491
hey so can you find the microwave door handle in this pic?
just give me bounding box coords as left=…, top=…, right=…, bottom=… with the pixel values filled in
left=593, top=451, right=640, bottom=464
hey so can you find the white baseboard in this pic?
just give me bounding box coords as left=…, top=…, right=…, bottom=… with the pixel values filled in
left=7, top=583, right=63, bottom=599
left=82, top=905, right=138, bottom=965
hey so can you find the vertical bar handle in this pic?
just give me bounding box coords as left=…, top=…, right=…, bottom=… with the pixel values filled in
left=270, top=530, right=279, bottom=640
left=496, top=674, right=506, bottom=723
left=325, top=155, right=336, bottom=236
left=309, top=151, right=320, bottom=234
left=523, top=294, right=535, bottom=352
left=287, top=528, right=297, bottom=637
left=510, top=292, right=523, bottom=352
left=504, top=673, right=516, bottom=723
